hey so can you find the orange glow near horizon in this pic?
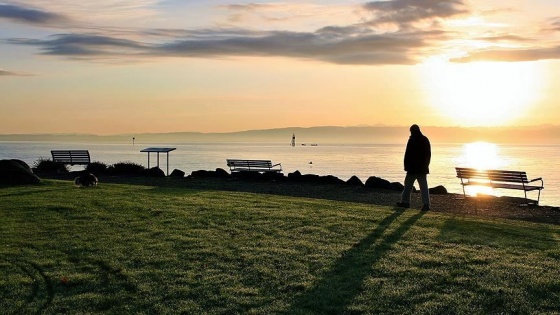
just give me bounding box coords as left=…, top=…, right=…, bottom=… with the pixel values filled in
left=422, top=61, right=544, bottom=126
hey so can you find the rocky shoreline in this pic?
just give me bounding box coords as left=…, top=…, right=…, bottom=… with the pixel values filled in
left=48, top=168, right=560, bottom=226
left=2, top=158, right=558, bottom=225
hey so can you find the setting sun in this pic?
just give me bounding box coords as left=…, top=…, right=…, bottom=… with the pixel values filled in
left=422, top=61, right=543, bottom=126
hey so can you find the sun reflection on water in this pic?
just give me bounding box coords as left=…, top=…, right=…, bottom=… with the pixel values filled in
left=457, top=142, right=507, bottom=196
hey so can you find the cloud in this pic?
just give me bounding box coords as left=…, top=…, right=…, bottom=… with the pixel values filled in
left=10, top=33, right=148, bottom=57
left=363, top=0, right=469, bottom=28
left=549, top=17, right=560, bottom=32
left=452, top=17, right=560, bottom=63
left=220, top=2, right=353, bottom=24
left=7, top=0, right=560, bottom=65
left=10, top=27, right=439, bottom=65
left=451, top=46, right=560, bottom=63
left=0, top=68, right=32, bottom=76
left=0, top=3, right=69, bottom=25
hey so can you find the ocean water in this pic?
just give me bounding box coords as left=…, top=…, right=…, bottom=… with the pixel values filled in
left=1, top=141, right=559, bottom=207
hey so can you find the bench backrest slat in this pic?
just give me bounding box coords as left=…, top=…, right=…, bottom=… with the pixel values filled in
left=456, top=167, right=529, bottom=183
left=227, top=159, right=273, bottom=168
left=51, top=150, right=90, bottom=164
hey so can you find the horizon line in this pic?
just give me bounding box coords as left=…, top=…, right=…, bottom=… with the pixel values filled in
left=2, top=123, right=560, bottom=137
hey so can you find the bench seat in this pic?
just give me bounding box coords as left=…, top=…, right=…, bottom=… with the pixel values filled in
left=51, top=150, right=91, bottom=166
left=456, top=167, right=543, bottom=205
left=226, top=159, right=282, bottom=173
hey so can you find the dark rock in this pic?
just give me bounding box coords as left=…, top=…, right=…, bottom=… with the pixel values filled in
left=346, top=176, right=364, bottom=186
left=390, top=182, right=404, bottom=191
left=365, top=176, right=392, bottom=190
left=231, top=171, right=262, bottom=181
left=215, top=168, right=230, bottom=178
left=299, top=174, right=321, bottom=183
left=288, top=173, right=343, bottom=185
left=74, top=172, right=98, bottom=187
left=261, top=172, right=286, bottom=182
left=429, top=185, right=448, bottom=195
left=169, top=169, right=185, bottom=178
left=0, top=159, right=41, bottom=185
left=191, top=170, right=214, bottom=178
left=321, top=175, right=345, bottom=185
left=288, top=170, right=302, bottom=181
left=147, top=167, right=166, bottom=177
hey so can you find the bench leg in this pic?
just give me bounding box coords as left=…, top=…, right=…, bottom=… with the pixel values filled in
left=521, top=190, right=540, bottom=206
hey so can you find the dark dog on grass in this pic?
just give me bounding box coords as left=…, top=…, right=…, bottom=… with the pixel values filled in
left=74, top=172, right=98, bottom=187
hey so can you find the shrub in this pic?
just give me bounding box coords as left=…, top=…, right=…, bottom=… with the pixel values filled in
left=108, top=162, right=146, bottom=175
left=86, top=161, right=108, bottom=175
left=33, top=157, right=68, bottom=173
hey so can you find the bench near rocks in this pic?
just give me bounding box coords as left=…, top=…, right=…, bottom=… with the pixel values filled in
left=226, top=159, right=282, bottom=173
left=51, top=150, right=91, bottom=166
left=455, top=167, right=543, bottom=205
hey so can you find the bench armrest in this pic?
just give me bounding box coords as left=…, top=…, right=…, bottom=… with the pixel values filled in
left=529, top=177, right=544, bottom=189
left=271, top=163, right=282, bottom=168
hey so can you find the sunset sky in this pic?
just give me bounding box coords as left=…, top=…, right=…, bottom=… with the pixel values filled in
left=2, top=0, right=560, bottom=134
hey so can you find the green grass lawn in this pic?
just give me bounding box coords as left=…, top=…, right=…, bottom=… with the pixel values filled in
left=1, top=179, right=559, bottom=314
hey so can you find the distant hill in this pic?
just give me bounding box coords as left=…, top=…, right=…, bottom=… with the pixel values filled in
left=1, top=125, right=559, bottom=144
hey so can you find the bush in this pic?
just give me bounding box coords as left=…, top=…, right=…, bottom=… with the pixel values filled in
left=108, top=162, right=146, bottom=175
left=86, top=161, right=108, bottom=175
left=33, top=157, right=68, bottom=173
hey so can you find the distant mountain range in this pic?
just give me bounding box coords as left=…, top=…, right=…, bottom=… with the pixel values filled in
left=1, top=125, right=559, bottom=144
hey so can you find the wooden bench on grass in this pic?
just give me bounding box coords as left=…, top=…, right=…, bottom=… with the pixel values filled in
left=226, top=159, right=282, bottom=173
left=455, top=167, right=544, bottom=205
left=51, top=150, right=91, bottom=166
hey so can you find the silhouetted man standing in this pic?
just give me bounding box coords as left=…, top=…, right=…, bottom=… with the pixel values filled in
left=397, top=124, right=431, bottom=211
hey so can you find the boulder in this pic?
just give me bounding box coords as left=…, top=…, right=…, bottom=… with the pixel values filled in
left=0, top=159, right=41, bottom=185
left=288, top=170, right=302, bottom=181
left=390, top=182, right=405, bottom=191
left=74, top=172, right=98, bottom=187
left=215, top=168, right=230, bottom=178
left=299, top=174, right=321, bottom=183
left=365, top=176, right=392, bottom=190
left=146, top=167, right=166, bottom=177
left=346, top=176, right=364, bottom=187
left=169, top=169, right=186, bottom=178
left=320, top=175, right=345, bottom=185
left=191, top=170, right=214, bottom=178
left=429, top=185, right=448, bottom=195
left=261, top=172, right=287, bottom=182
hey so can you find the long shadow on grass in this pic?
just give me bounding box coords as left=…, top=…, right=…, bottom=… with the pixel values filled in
left=285, top=208, right=426, bottom=314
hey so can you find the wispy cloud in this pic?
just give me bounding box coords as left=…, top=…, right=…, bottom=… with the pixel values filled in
left=549, top=17, right=560, bottom=32
left=0, top=3, right=69, bottom=25
left=2, top=0, right=159, bottom=27
left=362, top=0, right=469, bottom=29
left=10, top=28, right=440, bottom=65
left=453, top=17, right=560, bottom=62
left=451, top=46, right=560, bottom=63
left=223, top=2, right=341, bottom=22
left=4, top=0, right=560, bottom=65
left=0, top=67, right=32, bottom=76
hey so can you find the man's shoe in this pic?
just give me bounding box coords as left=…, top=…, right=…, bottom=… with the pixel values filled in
left=396, top=202, right=410, bottom=208
left=421, top=204, right=430, bottom=211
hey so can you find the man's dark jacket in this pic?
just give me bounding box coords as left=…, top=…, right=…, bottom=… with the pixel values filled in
left=404, top=130, right=431, bottom=174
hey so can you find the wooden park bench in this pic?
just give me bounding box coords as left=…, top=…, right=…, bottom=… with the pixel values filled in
left=226, top=159, right=282, bottom=173
left=51, top=150, right=91, bottom=166
left=455, top=167, right=544, bottom=205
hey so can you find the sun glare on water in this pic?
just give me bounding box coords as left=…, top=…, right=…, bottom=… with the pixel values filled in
left=422, top=61, right=543, bottom=126
left=456, top=142, right=507, bottom=196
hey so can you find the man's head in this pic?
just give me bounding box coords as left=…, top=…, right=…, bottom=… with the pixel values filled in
left=410, top=124, right=421, bottom=134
